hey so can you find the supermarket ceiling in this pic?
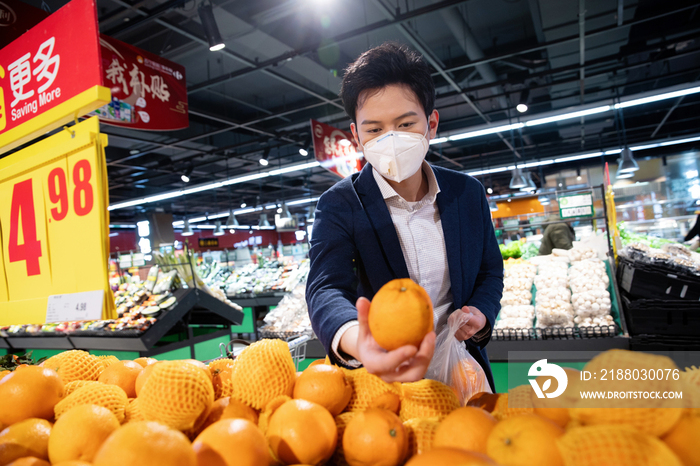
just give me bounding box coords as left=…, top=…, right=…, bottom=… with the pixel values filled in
left=12, top=0, right=700, bottom=225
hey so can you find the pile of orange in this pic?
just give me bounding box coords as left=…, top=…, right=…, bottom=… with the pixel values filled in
left=0, top=341, right=698, bottom=466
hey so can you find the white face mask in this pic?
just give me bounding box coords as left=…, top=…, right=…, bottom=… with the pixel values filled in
left=359, top=126, right=430, bottom=183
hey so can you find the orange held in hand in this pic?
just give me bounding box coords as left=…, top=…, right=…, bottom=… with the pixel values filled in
left=369, top=278, right=433, bottom=351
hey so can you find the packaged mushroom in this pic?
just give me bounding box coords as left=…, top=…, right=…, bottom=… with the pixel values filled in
left=572, top=290, right=612, bottom=318
left=535, top=287, right=572, bottom=304
left=500, top=304, right=535, bottom=319
left=575, top=314, right=615, bottom=328
left=500, top=290, right=533, bottom=307
left=569, top=247, right=598, bottom=262
left=505, top=263, right=537, bottom=280
left=569, top=275, right=609, bottom=294
left=536, top=261, right=569, bottom=276
left=504, top=276, right=534, bottom=292
left=495, top=316, right=534, bottom=330
left=535, top=300, right=575, bottom=327
left=569, top=259, right=607, bottom=278
left=534, top=274, right=569, bottom=290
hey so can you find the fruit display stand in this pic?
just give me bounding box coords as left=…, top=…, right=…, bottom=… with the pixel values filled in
left=1, top=288, right=244, bottom=359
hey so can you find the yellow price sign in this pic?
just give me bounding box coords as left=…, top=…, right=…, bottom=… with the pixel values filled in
left=0, top=117, right=115, bottom=325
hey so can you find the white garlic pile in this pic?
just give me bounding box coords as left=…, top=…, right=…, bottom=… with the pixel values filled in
left=500, top=290, right=533, bottom=306
left=495, top=316, right=534, bottom=330
left=504, top=276, right=534, bottom=292
left=572, top=290, right=612, bottom=318
left=569, top=247, right=598, bottom=262
left=500, top=305, right=535, bottom=319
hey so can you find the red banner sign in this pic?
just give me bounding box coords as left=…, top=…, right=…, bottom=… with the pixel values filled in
left=93, top=35, right=188, bottom=131
left=0, top=0, right=102, bottom=137
left=310, top=119, right=364, bottom=178
left=0, top=0, right=49, bottom=50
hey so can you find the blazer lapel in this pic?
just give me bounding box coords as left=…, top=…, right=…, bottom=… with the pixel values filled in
left=434, top=169, right=463, bottom=308
left=354, top=164, right=410, bottom=280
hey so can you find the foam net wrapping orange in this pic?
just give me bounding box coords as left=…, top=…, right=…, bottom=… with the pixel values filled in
left=53, top=350, right=104, bottom=383
left=139, top=361, right=214, bottom=431
left=125, top=398, right=146, bottom=423
left=342, top=368, right=401, bottom=412
left=569, top=406, right=684, bottom=437
left=331, top=411, right=357, bottom=466
left=208, top=358, right=235, bottom=400
left=399, top=379, right=460, bottom=421
left=63, top=380, right=100, bottom=397
left=493, top=385, right=534, bottom=421
left=403, top=416, right=439, bottom=457
left=97, top=355, right=120, bottom=370
left=681, top=366, right=700, bottom=417
left=230, top=339, right=296, bottom=410
left=54, top=383, right=128, bottom=423
left=556, top=426, right=683, bottom=466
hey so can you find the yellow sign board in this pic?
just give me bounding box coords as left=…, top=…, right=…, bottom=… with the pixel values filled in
left=0, top=116, right=115, bottom=325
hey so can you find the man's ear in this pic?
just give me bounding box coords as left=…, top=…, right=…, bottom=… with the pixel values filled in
left=428, top=110, right=440, bottom=139
left=350, top=122, right=361, bottom=147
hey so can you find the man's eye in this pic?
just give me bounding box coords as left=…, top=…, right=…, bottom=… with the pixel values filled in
left=400, top=122, right=416, bottom=128
left=367, top=128, right=381, bottom=133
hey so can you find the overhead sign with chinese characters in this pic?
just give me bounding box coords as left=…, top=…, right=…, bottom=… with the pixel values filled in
left=310, top=119, right=365, bottom=179
left=0, top=117, right=116, bottom=325
left=0, top=0, right=110, bottom=154
left=93, top=35, right=188, bottom=131
left=559, top=191, right=594, bottom=219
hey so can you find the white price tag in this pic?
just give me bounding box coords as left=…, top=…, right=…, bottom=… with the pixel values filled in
left=46, top=290, right=104, bottom=323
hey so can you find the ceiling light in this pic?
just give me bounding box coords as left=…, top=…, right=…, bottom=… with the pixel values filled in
left=516, top=87, right=530, bottom=113
left=213, top=220, right=225, bottom=236
left=525, top=106, right=611, bottom=127
left=276, top=207, right=282, bottom=214
left=577, top=176, right=582, bottom=181
left=614, top=85, right=700, bottom=109
left=616, top=170, right=634, bottom=180
left=509, top=166, right=527, bottom=189
left=225, top=210, right=239, bottom=228
left=516, top=104, right=528, bottom=113
left=520, top=171, right=537, bottom=192
left=507, top=198, right=512, bottom=202
left=198, top=3, right=225, bottom=52
left=181, top=165, right=193, bottom=183
left=259, top=147, right=270, bottom=166
left=488, top=199, right=498, bottom=212
left=280, top=202, right=292, bottom=220
left=181, top=219, right=194, bottom=236
left=617, top=147, right=640, bottom=173
left=258, top=213, right=270, bottom=228
left=487, top=187, right=493, bottom=194
left=130, top=149, right=140, bottom=155
left=299, top=148, right=309, bottom=156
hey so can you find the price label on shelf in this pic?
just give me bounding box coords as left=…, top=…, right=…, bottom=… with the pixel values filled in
left=0, top=117, right=115, bottom=325
left=46, top=290, right=104, bottom=323
left=558, top=192, right=594, bottom=219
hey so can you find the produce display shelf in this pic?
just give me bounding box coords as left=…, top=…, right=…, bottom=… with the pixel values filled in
left=228, top=293, right=286, bottom=308
left=4, top=288, right=244, bottom=355
left=0, top=338, right=10, bottom=349
left=488, top=336, right=629, bottom=361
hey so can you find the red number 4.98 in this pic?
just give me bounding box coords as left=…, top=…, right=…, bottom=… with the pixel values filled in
left=8, top=159, right=94, bottom=277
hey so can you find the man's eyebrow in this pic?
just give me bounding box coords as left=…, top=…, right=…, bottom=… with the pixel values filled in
left=359, top=111, right=419, bottom=126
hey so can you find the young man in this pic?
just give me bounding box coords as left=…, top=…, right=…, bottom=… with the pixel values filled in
left=306, top=43, right=504, bottom=389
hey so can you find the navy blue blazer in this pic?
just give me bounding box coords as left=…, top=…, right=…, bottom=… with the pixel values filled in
left=306, top=162, right=504, bottom=391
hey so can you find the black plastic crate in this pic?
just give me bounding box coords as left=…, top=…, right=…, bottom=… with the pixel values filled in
left=621, top=293, right=700, bottom=337
left=617, top=258, right=700, bottom=301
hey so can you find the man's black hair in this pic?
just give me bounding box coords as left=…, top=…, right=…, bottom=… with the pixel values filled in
left=340, top=42, right=435, bottom=123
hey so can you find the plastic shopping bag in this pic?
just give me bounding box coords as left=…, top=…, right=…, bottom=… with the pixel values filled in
left=426, top=310, right=492, bottom=405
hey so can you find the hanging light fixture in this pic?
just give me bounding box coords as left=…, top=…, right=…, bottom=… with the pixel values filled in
left=181, top=218, right=194, bottom=236
left=516, top=87, right=530, bottom=113
left=520, top=171, right=537, bottom=192
left=198, top=2, right=225, bottom=52
left=615, top=166, right=634, bottom=180
left=258, top=213, right=270, bottom=228
left=488, top=199, right=498, bottom=212
left=225, top=210, right=239, bottom=228
left=280, top=202, right=292, bottom=220
left=181, top=165, right=193, bottom=183
left=509, top=166, right=527, bottom=189
left=617, top=146, right=639, bottom=173
left=213, top=220, right=225, bottom=236
left=259, top=147, right=270, bottom=166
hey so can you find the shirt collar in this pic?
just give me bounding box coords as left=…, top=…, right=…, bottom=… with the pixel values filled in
left=372, top=161, right=441, bottom=203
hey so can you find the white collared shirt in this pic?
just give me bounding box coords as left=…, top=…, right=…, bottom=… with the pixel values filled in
left=331, top=161, right=454, bottom=365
